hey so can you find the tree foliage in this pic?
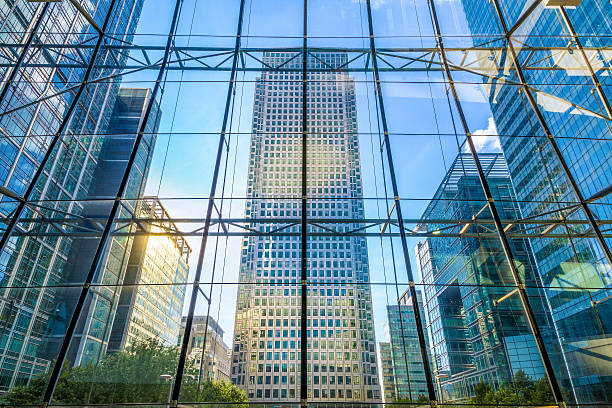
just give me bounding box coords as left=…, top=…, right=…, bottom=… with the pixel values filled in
left=467, top=369, right=554, bottom=407
left=1, top=339, right=246, bottom=406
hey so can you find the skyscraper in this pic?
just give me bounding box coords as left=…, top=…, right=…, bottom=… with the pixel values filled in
left=58, top=87, right=160, bottom=365
left=459, top=1, right=612, bottom=403
left=108, top=197, right=190, bottom=353
left=378, top=342, right=396, bottom=402
left=387, top=290, right=432, bottom=401
left=416, top=153, right=550, bottom=401
left=178, top=316, right=231, bottom=383
left=0, top=2, right=146, bottom=391
left=230, top=52, right=380, bottom=402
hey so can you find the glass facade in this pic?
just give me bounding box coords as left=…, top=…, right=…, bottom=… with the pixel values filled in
left=0, top=0, right=610, bottom=406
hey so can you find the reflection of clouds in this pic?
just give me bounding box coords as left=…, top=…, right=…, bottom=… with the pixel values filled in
left=468, top=117, right=501, bottom=153
left=381, top=80, right=488, bottom=104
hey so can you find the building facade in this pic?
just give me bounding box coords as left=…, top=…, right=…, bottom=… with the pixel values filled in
left=378, top=342, right=396, bottom=402
left=58, top=87, right=160, bottom=365
left=179, top=316, right=231, bottom=383
left=230, top=52, right=380, bottom=402
left=0, top=2, right=146, bottom=391
left=459, top=1, right=612, bottom=403
left=108, top=197, right=190, bottom=353
left=387, top=290, right=432, bottom=401
left=416, top=154, right=550, bottom=402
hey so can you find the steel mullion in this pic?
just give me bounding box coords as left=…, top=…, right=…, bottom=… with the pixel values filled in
left=37, top=0, right=127, bottom=405
left=428, top=0, right=565, bottom=404
left=0, top=2, right=49, bottom=109
left=558, top=6, right=612, bottom=119
left=364, top=0, right=437, bottom=403
left=0, top=0, right=120, bottom=260
left=170, top=0, right=246, bottom=404
left=490, top=0, right=612, bottom=271
left=300, top=0, right=308, bottom=405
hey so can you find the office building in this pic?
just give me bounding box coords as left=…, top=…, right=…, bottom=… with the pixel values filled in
left=0, top=3, right=146, bottom=391
left=108, top=197, right=190, bottom=352
left=387, top=290, right=432, bottom=401
left=230, top=52, right=380, bottom=402
left=416, top=154, right=550, bottom=401
left=460, top=1, right=612, bottom=403
left=179, top=316, right=231, bottom=383
left=379, top=342, right=396, bottom=402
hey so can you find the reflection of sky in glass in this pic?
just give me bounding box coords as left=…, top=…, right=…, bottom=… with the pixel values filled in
left=127, top=0, right=498, bottom=344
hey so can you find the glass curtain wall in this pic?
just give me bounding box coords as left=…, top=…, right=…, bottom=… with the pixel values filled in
left=0, top=0, right=610, bottom=407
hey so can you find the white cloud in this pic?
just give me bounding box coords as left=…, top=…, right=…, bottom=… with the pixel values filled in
left=467, top=117, right=501, bottom=153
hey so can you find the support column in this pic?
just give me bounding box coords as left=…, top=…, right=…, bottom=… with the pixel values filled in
left=0, top=2, right=49, bottom=108
left=490, top=0, right=612, bottom=270
left=171, top=0, right=246, bottom=405
left=364, top=0, right=437, bottom=403
left=427, top=0, right=565, bottom=405
left=40, top=0, right=181, bottom=405
left=300, top=1, right=309, bottom=406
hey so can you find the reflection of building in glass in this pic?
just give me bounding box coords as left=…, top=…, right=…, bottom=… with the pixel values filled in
left=230, top=52, right=380, bottom=402
left=108, top=197, right=190, bottom=352
left=416, top=154, right=550, bottom=402
left=179, top=316, right=231, bottom=383
left=379, top=342, right=396, bottom=402
left=460, top=2, right=612, bottom=403
left=48, top=88, right=159, bottom=366
left=0, top=1, right=145, bottom=391
left=387, top=290, right=432, bottom=401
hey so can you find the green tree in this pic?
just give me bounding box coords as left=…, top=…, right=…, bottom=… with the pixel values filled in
left=467, top=369, right=554, bottom=407
left=1, top=339, right=246, bottom=406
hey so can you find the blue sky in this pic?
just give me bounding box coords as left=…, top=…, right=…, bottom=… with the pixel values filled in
left=124, top=0, right=498, bottom=344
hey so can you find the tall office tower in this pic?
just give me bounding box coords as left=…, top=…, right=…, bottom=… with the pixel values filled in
left=178, top=316, right=231, bottom=383
left=386, top=290, right=432, bottom=401
left=0, top=0, right=147, bottom=386
left=378, top=342, right=396, bottom=402
left=230, top=52, right=380, bottom=403
left=108, top=197, right=190, bottom=353
left=459, top=1, right=612, bottom=403
left=416, top=154, right=550, bottom=402
left=55, top=87, right=160, bottom=365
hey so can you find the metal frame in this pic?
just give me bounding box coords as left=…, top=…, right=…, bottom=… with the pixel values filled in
left=0, top=2, right=49, bottom=108
left=428, top=0, right=566, bottom=404
left=171, top=0, right=246, bottom=404
left=0, top=0, right=608, bottom=406
left=39, top=0, right=181, bottom=403
left=365, top=0, right=437, bottom=403
left=300, top=0, right=308, bottom=405
left=489, top=0, right=612, bottom=270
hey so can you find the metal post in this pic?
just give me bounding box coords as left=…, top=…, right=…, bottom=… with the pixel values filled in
left=0, top=2, right=49, bottom=109
left=171, top=0, right=246, bottom=404
left=39, top=0, right=181, bottom=404
left=364, top=0, right=437, bottom=403
left=300, top=0, right=308, bottom=406
left=427, top=0, right=565, bottom=404
left=489, top=0, right=612, bottom=269
left=0, top=0, right=115, bottom=259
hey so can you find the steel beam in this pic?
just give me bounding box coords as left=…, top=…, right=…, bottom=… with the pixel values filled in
left=300, top=0, right=308, bottom=406
left=365, top=0, right=438, bottom=403
left=39, top=0, right=182, bottom=404
left=490, top=0, right=612, bottom=278
left=558, top=6, right=612, bottom=119
left=430, top=0, right=566, bottom=404
left=37, top=0, right=122, bottom=405
left=0, top=0, right=118, bottom=261
left=0, top=2, right=49, bottom=108
left=170, top=0, right=246, bottom=404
